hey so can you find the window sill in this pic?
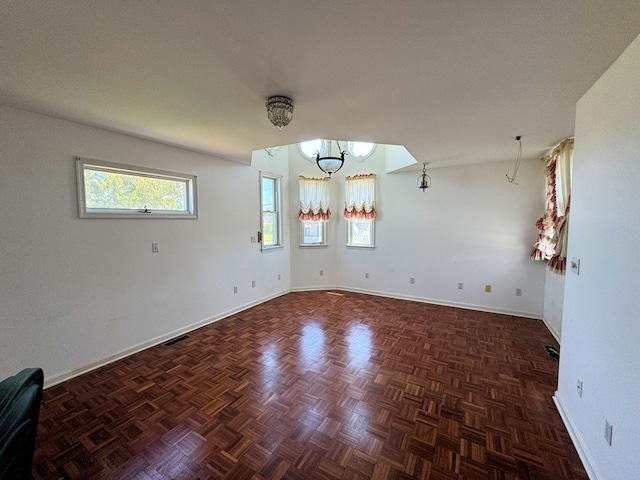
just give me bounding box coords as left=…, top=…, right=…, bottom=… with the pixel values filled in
left=261, top=245, right=284, bottom=252
left=80, top=212, right=197, bottom=219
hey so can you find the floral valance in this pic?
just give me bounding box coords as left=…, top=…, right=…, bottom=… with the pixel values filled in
left=344, top=174, right=376, bottom=219
left=299, top=176, right=331, bottom=221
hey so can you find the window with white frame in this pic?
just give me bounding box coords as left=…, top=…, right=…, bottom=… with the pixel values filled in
left=347, top=219, right=375, bottom=247
left=344, top=174, right=376, bottom=248
left=260, top=172, right=283, bottom=250
left=347, top=141, right=376, bottom=160
left=299, top=176, right=331, bottom=246
left=298, top=139, right=327, bottom=160
left=301, top=220, right=327, bottom=245
left=76, top=157, right=197, bottom=219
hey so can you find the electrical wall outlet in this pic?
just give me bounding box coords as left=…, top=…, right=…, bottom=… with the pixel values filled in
left=151, top=242, right=159, bottom=253
left=233, top=286, right=238, bottom=294
left=516, top=288, right=522, bottom=296
left=277, top=274, right=281, bottom=280
left=458, top=282, right=464, bottom=290
left=576, top=379, right=583, bottom=398
left=485, top=284, right=492, bottom=293
left=365, top=273, right=369, bottom=279
left=604, top=419, right=613, bottom=446
left=251, top=280, right=256, bottom=288
left=320, top=270, right=324, bottom=276
left=410, top=277, right=415, bottom=284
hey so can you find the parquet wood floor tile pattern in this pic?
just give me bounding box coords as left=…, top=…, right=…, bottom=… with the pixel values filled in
left=32, top=291, right=587, bottom=480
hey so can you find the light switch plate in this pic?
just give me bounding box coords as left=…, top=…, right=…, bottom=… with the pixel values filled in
left=570, top=257, right=580, bottom=275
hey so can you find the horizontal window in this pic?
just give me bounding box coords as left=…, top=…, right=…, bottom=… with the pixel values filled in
left=76, top=157, right=197, bottom=219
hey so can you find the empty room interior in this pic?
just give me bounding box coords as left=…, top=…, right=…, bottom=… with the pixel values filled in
left=1, top=2, right=639, bottom=480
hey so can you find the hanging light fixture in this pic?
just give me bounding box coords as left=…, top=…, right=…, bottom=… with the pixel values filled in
left=506, top=135, right=522, bottom=184
left=417, top=162, right=431, bottom=191
left=265, top=95, right=294, bottom=131
left=316, top=140, right=346, bottom=175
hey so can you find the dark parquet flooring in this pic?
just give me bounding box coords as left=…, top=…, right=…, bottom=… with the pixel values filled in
left=33, top=291, right=587, bottom=480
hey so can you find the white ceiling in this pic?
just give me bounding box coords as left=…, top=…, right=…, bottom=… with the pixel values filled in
left=2, top=1, right=639, bottom=169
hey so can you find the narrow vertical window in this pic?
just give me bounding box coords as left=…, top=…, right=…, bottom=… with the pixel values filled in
left=298, top=176, right=331, bottom=246
left=344, top=174, right=376, bottom=248
left=260, top=172, right=283, bottom=250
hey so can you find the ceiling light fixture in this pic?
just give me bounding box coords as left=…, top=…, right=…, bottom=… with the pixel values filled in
left=418, top=162, right=431, bottom=191
left=316, top=140, right=346, bottom=175
left=506, top=135, right=522, bottom=185
left=265, top=95, right=294, bottom=131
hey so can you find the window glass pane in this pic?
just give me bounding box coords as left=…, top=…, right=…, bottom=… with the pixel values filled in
left=302, top=220, right=325, bottom=245
left=348, top=219, right=373, bottom=246
left=262, top=177, right=275, bottom=211
left=348, top=141, right=376, bottom=159
left=84, top=168, right=187, bottom=211
left=299, top=139, right=326, bottom=159
left=262, top=212, right=278, bottom=246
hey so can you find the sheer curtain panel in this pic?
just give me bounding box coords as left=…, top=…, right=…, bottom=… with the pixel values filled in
left=298, top=176, right=331, bottom=221
left=344, top=174, right=376, bottom=219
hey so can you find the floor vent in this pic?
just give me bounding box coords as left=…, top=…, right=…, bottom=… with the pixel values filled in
left=544, top=345, right=560, bottom=358
left=163, top=334, right=189, bottom=347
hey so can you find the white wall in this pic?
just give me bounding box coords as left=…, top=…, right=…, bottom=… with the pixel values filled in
left=289, top=142, right=547, bottom=318
left=0, top=106, right=290, bottom=386
left=288, top=146, right=339, bottom=289
left=554, top=34, right=640, bottom=480
left=0, top=104, right=551, bottom=390
left=543, top=269, right=565, bottom=342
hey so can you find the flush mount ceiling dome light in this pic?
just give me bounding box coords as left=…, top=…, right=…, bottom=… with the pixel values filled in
left=316, top=140, right=347, bottom=175
left=265, top=95, right=294, bottom=131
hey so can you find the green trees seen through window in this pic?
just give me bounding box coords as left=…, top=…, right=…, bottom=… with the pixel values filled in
left=84, top=169, right=187, bottom=211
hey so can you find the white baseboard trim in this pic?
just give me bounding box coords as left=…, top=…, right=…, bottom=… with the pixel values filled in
left=542, top=317, right=561, bottom=343
left=43, top=290, right=288, bottom=388
left=334, top=285, right=543, bottom=319
left=44, top=286, right=542, bottom=388
left=289, top=285, right=335, bottom=293
left=553, top=392, right=599, bottom=480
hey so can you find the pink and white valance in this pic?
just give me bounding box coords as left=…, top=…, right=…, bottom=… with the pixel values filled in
left=344, top=174, right=376, bottom=219
left=298, top=176, right=331, bottom=221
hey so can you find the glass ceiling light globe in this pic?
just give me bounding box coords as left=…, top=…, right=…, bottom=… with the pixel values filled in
left=316, top=140, right=346, bottom=176
left=266, top=96, right=294, bottom=131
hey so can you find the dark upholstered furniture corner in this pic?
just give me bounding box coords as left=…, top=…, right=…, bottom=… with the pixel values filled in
left=0, top=368, right=44, bottom=480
